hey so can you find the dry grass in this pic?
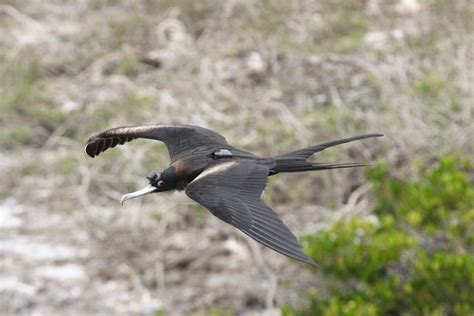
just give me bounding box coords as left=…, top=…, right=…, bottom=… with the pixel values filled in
left=0, top=0, right=472, bottom=315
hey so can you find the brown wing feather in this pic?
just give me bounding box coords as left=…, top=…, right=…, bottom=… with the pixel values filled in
left=85, top=124, right=229, bottom=161
left=185, top=160, right=316, bottom=266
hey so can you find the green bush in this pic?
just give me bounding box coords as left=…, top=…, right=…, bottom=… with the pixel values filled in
left=370, top=156, right=474, bottom=242
left=282, top=156, right=474, bottom=316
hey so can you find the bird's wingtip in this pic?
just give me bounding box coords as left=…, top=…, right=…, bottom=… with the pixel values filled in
left=84, top=143, right=95, bottom=158
left=306, top=258, right=319, bottom=268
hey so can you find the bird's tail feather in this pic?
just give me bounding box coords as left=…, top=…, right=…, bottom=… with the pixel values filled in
left=271, top=133, right=382, bottom=174
left=272, top=160, right=371, bottom=173
left=275, top=133, right=383, bottom=160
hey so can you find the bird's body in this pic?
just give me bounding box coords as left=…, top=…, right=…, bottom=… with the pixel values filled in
left=86, top=124, right=382, bottom=266
left=170, top=147, right=261, bottom=190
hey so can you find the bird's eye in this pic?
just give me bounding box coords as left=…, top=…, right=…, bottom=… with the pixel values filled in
left=157, top=180, right=165, bottom=187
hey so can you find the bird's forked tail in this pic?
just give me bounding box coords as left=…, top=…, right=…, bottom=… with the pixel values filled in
left=271, top=133, right=382, bottom=174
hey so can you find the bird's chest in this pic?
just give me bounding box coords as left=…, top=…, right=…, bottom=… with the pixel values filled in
left=172, top=146, right=252, bottom=190
left=172, top=155, right=212, bottom=190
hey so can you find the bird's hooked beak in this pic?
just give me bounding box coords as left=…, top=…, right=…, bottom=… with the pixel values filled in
left=120, top=184, right=157, bottom=205
left=120, top=171, right=161, bottom=205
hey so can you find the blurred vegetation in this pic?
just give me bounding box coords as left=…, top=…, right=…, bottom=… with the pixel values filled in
left=0, top=0, right=472, bottom=314
left=282, top=156, right=474, bottom=315
left=0, top=58, right=57, bottom=147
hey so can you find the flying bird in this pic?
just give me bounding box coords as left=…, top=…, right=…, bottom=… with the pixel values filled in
left=85, top=124, right=382, bottom=266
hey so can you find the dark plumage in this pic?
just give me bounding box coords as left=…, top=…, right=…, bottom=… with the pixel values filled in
left=85, top=124, right=382, bottom=266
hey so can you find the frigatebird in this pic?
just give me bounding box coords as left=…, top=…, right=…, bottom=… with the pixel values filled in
left=85, top=124, right=382, bottom=266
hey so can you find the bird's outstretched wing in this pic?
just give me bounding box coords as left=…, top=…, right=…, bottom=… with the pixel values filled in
left=185, top=160, right=316, bottom=266
left=85, top=124, right=229, bottom=161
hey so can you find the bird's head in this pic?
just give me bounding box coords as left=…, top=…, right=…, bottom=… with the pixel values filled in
left=120, top=169, right=176, bottom=205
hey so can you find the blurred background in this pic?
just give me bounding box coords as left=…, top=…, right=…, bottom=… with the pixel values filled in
left=0, top=0, right=473, bottom=315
